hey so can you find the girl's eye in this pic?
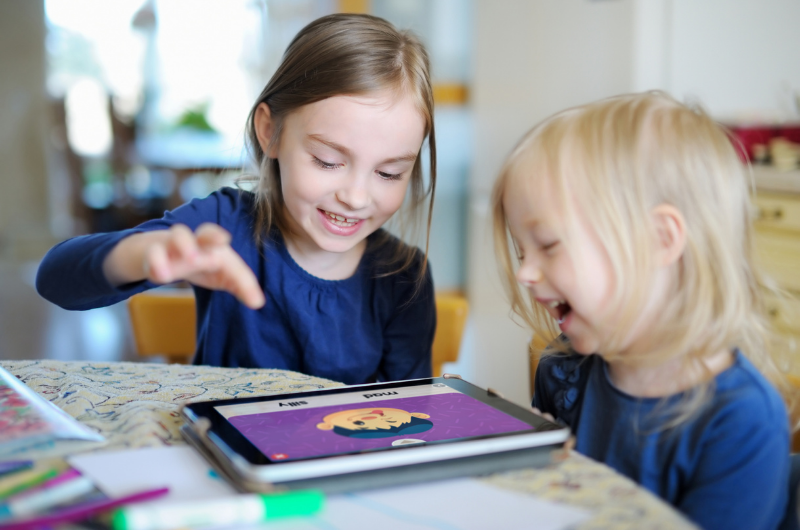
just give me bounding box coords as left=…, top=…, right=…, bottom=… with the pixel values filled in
left=312, top=156, right=340, bottom=170
left=377, top=170, right=402, bottom=181
left=541, top=241, right=560, bottom=253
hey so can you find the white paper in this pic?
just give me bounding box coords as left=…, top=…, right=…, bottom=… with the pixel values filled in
left=69, top=446, right=592, bottom=529
left=230, top=479, right=592, bottom=530
left=68, top=445, right=236, bottom=504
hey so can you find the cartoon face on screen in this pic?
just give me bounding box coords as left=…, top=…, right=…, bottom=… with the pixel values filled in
left=316, top=407, right=433, bottom=439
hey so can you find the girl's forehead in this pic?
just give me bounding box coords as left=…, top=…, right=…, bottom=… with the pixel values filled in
left=505, top=163, right=556, bottom=209
left=334, top=89, right=410, bottom=108
left=503, top=162, right=575, bottom=234
left=311, top=89, right=422, bottom=118
left=285, top=90, right=427, bottom=157
left=294, top=91, right=425, bottom=131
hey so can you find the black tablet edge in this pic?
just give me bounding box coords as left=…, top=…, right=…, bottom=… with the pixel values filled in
left=181, top=376, right=562, bottom=466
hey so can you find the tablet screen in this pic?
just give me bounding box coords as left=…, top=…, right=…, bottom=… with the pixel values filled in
left=214, top=383, right=535, bottom=462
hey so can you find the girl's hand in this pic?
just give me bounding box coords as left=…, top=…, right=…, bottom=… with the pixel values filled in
left=530, top=407, right=557, bottom=423
left=104, top=223, right=265, bottom=310
left=144, top=224, right=266, bottom=309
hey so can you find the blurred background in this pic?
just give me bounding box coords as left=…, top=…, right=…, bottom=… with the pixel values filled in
left=1, top=0, right=799, bottom=406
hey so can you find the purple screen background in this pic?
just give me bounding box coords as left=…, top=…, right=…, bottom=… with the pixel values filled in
left=227, top=393, right=533, bottom=461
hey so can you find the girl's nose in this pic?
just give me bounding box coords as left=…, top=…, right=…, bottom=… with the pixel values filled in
left=335, top=182, right=371, bottom=211
left=516, top=264, right=543, bottom=287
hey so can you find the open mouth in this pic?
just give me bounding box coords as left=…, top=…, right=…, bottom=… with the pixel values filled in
left=547, top=300, right=572, bottom=324
left=321, top=209, right=360, bottom=228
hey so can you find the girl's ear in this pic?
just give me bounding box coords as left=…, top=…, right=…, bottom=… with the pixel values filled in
left=651, top=204, right=686, bottom=267
left=254, top=102, right=278, bottom=158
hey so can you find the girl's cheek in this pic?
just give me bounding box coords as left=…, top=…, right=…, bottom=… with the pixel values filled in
left=382, top=184, right=410, bottom=213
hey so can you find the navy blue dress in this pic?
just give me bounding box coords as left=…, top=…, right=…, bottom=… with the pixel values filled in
left=534, top=348, right=789, bottom=530
left=36, top=188, right=435, bottom=385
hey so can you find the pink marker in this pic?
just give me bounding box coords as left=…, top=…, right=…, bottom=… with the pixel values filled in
left=0, top=487, right=170, bottom=530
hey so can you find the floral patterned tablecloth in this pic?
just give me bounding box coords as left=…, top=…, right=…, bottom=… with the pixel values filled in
left=0, top=360, right=695, bottom=530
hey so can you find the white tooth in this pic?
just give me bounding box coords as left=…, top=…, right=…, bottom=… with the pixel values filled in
left=548, top=301, right=560, bottom=308
left=335, top=214, right=345, bottom=221
left=346, top=217, right=357, bottom=223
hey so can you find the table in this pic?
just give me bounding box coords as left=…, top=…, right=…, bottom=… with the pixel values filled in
left=1, top=360, right=696, bottom=530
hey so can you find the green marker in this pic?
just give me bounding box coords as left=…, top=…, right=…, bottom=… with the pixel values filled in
left=0, top=467, right=60, bottom=500
left=112, top=489, right=324, bottom=530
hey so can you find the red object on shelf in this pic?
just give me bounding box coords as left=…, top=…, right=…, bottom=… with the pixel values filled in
left=781, top=124, right=800, bottom=144
left=725, top=124, right=778, bottom=162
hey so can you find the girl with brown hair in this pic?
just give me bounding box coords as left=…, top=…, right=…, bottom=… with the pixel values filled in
left=37, top=14, right=438, bottom=385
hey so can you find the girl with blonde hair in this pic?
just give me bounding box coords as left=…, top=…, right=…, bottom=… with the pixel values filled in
left=492, top=91, right=790, bottom=529
left=37, top=13, right=437, bottom=385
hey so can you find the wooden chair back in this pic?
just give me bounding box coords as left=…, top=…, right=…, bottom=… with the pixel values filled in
left=787, top=374, right=800, bottom=453
left=432, top=292, right=469, bottom=377
left=127, top=290, right=469, bottom=373
left=127, top=289, right=196, bottom=364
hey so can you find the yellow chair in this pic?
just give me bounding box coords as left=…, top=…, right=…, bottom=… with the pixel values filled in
left=128, top=289, right=196, bottom=364
left=432, top=292, right=469, bottom=377
left=529, top=333, right=554, bottom=396
left=128, top=290, right=469, bottom=373
left=787, top=374, right=800, bottom=453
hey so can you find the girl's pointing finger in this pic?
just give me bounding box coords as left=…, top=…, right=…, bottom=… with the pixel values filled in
left=218, top=250, right=266, bottom=310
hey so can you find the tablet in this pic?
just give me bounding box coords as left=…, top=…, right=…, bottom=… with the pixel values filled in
left=180, top=375, right=570, bottom=493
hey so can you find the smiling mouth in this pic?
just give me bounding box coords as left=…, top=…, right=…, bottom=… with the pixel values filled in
left=321, top=209, right=360, bottom=227
left=547, top=300, right=572, bottom=324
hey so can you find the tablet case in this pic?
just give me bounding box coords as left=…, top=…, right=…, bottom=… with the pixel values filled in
left=180, top=375, right=567, bottom=494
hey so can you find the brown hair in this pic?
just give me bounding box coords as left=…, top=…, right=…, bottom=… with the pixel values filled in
left=244, top=13, right=436, bottom=276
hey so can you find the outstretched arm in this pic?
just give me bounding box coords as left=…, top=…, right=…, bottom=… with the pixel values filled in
left=36, top=188, right=264, bottom=311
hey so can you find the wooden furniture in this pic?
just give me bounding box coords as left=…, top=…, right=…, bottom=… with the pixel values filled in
left=127, top=289, right=196, bottom=364
left=529, top=332, right=553, bottom=397
left=753, top=167, right=800, bottom=363
left=431, top=292, right=469, bottom=376
left=753, top=167, right=800, bottom=453
left=0, top=359, right=696, bottom=528
left=127, top=290, right=469, bottom=374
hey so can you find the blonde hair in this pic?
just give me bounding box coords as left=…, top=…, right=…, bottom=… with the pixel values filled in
left=244, top=13, right=436, bottom=277
left=492, top=91, right=794, bottom=422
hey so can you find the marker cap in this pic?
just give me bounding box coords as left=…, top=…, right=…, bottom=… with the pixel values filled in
left=261, top=489, right=324, bottom=519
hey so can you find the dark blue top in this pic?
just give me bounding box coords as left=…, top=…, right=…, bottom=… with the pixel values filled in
left=534, top=349, right=789, bottom=530
left=36, top=188, right=435, bottom=385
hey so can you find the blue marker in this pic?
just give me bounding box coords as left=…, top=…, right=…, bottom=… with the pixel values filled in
left=0, top=461, right=33, bottom=478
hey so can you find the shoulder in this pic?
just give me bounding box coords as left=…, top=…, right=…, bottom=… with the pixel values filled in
left=708, top=351, right=788, bottom=429
left=170, top=186, right=253, bottom=217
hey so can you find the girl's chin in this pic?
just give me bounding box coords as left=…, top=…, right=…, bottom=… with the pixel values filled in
left=570, top=342, right=597, bottom=355
left=309, top=231, right=370, bottom=255
left=563, top=331, right=600, bottom=355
